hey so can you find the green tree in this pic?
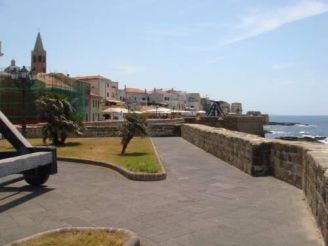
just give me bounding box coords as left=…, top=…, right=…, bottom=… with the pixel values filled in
left=121, top=113, right=147, bottom=155
left=35, top=94, right=83, bottom=145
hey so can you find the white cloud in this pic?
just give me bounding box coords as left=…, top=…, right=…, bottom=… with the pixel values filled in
left=225, top=0, right=328, bottom=45
left=110, top=64, right=142, bottom=75
left=272, top=62, right=294, bottom=70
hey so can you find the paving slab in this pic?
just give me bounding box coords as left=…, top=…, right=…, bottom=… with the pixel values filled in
left=0, top=137, right=324, bottom=245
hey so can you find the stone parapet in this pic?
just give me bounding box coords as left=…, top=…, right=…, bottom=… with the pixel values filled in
left=181, top=124, right=328, bottom=244
left=183, top=115, right=265, bottom=136
left=17, top=120, right=182, bottom=138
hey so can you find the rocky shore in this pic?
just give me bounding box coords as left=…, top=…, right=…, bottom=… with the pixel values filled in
left=267, top=122, right=309, bottom=126
left=277, top=136, right=326, bottom=143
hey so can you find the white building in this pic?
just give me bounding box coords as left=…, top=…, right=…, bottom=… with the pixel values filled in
left=185, top=93, right=202, bottom=111
left=119, top=87, right=148, bottom=109
left=148, top=88, right=187, bottom=110
left=231, top=102, right=242, bottom=114
left=119, top=86, right=202, bottom=111
left=75, top=75, right=119, bottom=101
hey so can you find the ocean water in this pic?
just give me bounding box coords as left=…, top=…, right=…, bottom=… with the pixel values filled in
left=264, top=115, right=328, bottom=144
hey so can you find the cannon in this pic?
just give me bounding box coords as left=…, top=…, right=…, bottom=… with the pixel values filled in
left=207, top=101, right=225, bottom=117
left=0, top=111, right=57, bottom=186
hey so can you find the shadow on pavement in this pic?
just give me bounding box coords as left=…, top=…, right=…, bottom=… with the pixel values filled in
left=0, top=176, right=53, bottom=213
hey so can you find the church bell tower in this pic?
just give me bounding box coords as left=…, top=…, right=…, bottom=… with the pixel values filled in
left=31, top=32, right=46, bottom=74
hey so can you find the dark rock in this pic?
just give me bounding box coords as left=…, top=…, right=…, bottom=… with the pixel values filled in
left=267, top=122, right=306, bottom=126
left=277, top=136, right=326, bottom=143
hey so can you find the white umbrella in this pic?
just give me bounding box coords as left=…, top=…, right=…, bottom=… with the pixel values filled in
left=144, top=107, right=171, bottom=114
left=102, top=107, right=128, bottom=114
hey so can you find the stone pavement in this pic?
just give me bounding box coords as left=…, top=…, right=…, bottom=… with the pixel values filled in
left=0, top=137, right=324, bottom=245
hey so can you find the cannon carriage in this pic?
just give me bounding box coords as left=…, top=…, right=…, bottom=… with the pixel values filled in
left=0, top=111, right=57, bottom=186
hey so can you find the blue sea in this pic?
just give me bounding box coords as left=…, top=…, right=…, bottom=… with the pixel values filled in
left=264, top=115, right=328, bottom=144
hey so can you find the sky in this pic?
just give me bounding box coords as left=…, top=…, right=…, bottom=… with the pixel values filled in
left=0, top=0, right=327, bottom=115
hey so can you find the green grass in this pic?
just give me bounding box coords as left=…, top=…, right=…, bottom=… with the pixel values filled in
left=12, top=229, right=127, bottom=246
left=0, top=137, right=161, bottom=173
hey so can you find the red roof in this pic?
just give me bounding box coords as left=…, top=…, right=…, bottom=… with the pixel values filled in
left=125, top=88, right=146, bottom=94
left=74, top=75, right=109, bottom=81
left=148, top=89, right=165, bottom=94
left=90, top=92, right=102, bottom=98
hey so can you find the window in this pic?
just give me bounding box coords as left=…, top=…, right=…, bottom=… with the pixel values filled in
left=43, top=67, right=46, bottom=73
left=38, top=56, right=42, bottom=62
left=107, top=92, right=109, bottom=97
left=33, top=56, right=36, bottom=62
left=107, top=83, right=109, bottom=87
left=43, top=56, right=46, bottom=63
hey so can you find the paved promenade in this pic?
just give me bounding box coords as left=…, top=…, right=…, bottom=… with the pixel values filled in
left=0, top=137, right=324, bottom=245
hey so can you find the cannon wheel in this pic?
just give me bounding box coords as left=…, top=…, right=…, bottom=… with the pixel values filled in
left=23, top=166, right=50, bottom=186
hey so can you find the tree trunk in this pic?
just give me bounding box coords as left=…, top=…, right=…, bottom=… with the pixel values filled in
left=121, top=143, right=128, bottom=155
left=60, top=132, right=67, bottom=145
left=52, top=131, right=59, bottom=146
left=121, top=136, right=133, bottom=154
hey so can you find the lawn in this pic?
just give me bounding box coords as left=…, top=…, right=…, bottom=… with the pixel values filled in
left=12, top=229, right=128, bottom=246
left=0, top=137, right=161, bottom=173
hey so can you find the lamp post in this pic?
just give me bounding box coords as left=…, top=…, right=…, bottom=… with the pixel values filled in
left=155, top=105, right=159, bottom=118
left=11, top=66, right=36, bottom=137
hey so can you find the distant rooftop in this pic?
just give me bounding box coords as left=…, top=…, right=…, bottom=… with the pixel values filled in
left=125, top=87, right=146, bottom=94
left=74, top=75, right=109, bottom=81
left=90, top=92, right=102, bottom=98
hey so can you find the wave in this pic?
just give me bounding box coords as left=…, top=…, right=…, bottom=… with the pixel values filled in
left=319, top=138, right=328, bottom=145
left=301, top=135, right=328, bottom=144
left=296, top=124, right=316, bottom=127
left=269, top=130, right=286, bottom=134
left=301, top=134, right=326, bottom=138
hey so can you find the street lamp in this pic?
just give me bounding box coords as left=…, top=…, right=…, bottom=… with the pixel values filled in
left=11, top=66, right=37, bottom=137
left=155, top=105, right=159, bottom=118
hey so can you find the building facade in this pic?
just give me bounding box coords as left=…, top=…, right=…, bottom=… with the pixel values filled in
left=231, top=102, right=243, bottom=114
left=120, top=87, right=202, bottom=111
left=87, top=92, right=103, bottom=122
left=74, top=76, right=119, bottom=102
left=185, top=93, right=202, bottom=111
left=119, top=87, right=148, bottom=109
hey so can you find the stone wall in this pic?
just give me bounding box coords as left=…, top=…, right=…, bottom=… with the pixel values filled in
left=184, top=115, right=264, bottom=136
left=181, top=124, right=270, bottom=176
left=20, top=119, right=181, bottom=138
left=184, top=117, right=223, bottom=127
left=222, top=115, right=265, bottom=136
left=19, top=115, right=264, bottom=139
left=181, top=124, right=328, bottom=244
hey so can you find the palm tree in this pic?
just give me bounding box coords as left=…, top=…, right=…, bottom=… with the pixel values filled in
left=121, top=113, right=147, bottom=154
left=35, top=94, right=83, bottom=145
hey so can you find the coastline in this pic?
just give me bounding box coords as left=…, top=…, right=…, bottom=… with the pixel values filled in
left=264, top=115, right=328, bottom=145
